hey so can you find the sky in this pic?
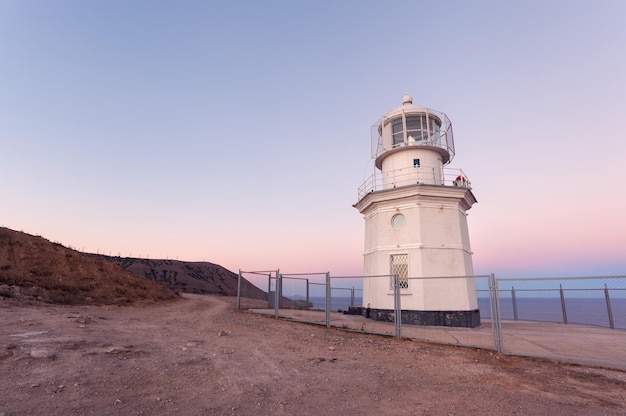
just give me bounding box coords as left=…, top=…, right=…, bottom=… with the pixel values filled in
left=1, top=0, right=625, bottom=280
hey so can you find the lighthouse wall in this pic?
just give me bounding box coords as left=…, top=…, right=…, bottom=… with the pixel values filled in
left=359, top=185, right=479, bottom=317
left=380, top=148, right=444, bottom=189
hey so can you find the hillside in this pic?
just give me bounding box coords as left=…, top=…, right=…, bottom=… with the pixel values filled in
left=0, top=227, right=178, bottom=304
left=100, top=256, right=267, bottom=301
left=102, top=257, right=309, bottom=307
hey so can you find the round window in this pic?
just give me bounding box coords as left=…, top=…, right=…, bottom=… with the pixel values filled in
left=391, top=213, right=406, bottom=229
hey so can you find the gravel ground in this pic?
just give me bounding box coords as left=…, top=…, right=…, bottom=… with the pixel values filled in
left=1, top=294, right=625, bottom=416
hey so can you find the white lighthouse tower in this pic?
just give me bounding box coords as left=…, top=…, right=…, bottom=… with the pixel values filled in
left=354, top=95, right=480, bottom=327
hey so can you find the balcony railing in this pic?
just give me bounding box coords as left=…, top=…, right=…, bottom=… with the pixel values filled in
left=357, top=167, right=471, bottom=201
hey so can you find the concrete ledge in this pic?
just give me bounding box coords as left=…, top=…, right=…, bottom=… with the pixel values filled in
left=349, top=306, right=481, bottom=328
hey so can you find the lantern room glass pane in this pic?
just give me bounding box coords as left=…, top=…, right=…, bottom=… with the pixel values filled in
left=406, top=115, right=427, bottom=143
left=389, top=113, right=444, bottom=148
left=429, top=118, right=441, bottom=145
left=391, top=119, right=404, bottom=147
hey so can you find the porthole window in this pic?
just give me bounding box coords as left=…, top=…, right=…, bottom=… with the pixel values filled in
left=391, top=213, right=406, bottom=229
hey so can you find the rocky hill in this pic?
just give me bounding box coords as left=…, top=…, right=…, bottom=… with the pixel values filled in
left=0, top=227, right=278, bottom=306
left=0, top=227, right=177, bottom=304
left=99, top=256, right=267, bottom=301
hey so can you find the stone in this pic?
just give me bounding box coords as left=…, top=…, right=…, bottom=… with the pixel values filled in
left=30, top=348, right=56, bottom=359
left=105, top=346, right=130, bottom=354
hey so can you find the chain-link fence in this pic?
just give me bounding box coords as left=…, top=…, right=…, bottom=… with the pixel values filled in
left=491, top=276, right=626, bottom=368
left=237, top=271, right=626, bottom=370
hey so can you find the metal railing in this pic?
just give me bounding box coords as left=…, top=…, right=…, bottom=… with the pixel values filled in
left=357, top=167, right=471, bottom=201
left=237, top=271, right=626, bottom=370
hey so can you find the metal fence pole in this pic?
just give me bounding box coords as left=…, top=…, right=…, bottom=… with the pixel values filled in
left=559, top=284, right=568, bottom=324
left=278, top=269, right=282, bottom=307
left=325, top=272, right=331, bottom=328
left=267, top=275, right=272, bottom=308
left=604, top=283, right=615, bottom=329
left=237, top=269, right=242, bottom=310
left=274, top=270, right=280, bottom=318
left=489, top=273, right=503, bottom=353
left=393, top=274, right=402, bottom=339
left=511, top=286, right=518, bottom=320
left=306, top=278, right=309, bottom=304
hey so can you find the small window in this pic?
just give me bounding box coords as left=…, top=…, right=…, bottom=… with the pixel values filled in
left=389, top=253, right=409, bottom=291
left=391, top=213, right=406, bottom=229
left=413, top=158, right=420, bottom=168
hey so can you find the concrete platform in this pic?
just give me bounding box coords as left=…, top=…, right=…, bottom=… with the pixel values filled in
left=247, top=308, right=626, bottom=370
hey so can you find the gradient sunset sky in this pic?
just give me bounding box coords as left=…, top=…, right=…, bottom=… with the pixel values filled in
left=1, top=1, right=625, bottom=279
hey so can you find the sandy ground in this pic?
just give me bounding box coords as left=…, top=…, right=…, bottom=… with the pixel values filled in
left=1, top=294, right=625, bottom=416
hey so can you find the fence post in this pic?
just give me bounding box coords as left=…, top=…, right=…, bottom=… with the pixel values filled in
left=511, top=286, right=518, bottom=320
left=267, top=275, right=272, bottom=308
left=274, top=270, right=280, bottom=318
left=351, top=287, right=355, bottom=307
left=393, top=274, right=402, bottom=339
left=306, top=278, right=310, bottom=304
left=237, top=269, right=242, bottom=310
left=559, top=284, right=568, bottom=324
left=489, top=273, right=503, bottom=353
left=604, top=283, right=615, bottom=329
left=325, top=272, right=331, bottom=328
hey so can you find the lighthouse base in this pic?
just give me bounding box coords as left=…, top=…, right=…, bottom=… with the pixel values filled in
left=349, top=307, right=481, bottom=328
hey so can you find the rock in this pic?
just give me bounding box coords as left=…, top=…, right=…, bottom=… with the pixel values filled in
left=45, top=384, right=64, bottom=394
left=105, top=346, right=130, bottom=354
left=218, top=330, right=228, bottom=337
left=30, top=348, right=56, bottom=359
left=0, top=285, right=17, bottom=298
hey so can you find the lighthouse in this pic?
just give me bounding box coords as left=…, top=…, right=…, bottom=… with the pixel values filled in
left=354, top=95, right=480, bottom=328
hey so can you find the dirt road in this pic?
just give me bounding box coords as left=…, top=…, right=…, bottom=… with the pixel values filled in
left=1, top=294, right=625, bottom=415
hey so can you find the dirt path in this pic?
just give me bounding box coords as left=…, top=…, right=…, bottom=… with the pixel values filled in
left=1, top=294, right=625, bottom=415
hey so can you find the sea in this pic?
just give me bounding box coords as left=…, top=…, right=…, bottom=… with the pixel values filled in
left=305, top=296, right=626, bottom=330
left=477, top=297, right=626, bottom=329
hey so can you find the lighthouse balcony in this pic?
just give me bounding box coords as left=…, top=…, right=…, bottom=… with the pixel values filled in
left=357, top=167, right=471, bottom=201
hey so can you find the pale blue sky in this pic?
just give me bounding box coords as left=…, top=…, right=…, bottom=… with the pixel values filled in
left=1, top=1, right=625, bottom=278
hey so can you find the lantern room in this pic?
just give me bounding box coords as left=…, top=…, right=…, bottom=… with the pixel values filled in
left=373, top=95, right=455, bottom=168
